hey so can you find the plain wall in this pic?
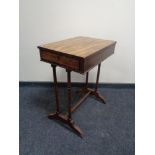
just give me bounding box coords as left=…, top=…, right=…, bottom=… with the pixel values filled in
left=20, top=0, right=134, bottom=83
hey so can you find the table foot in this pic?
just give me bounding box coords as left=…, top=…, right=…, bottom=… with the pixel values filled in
left=68, top=120, right=84, bottom=138
left=48, top=112, right=59, bottom=119
left=94, top=92, right=106, bottom=104
left=48, top=113, right=83, bottom=138
left=77, top=87, right=106, bottom=104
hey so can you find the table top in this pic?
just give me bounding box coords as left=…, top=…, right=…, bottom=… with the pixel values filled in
left=38, top=36, right=116, bottom=73
left=38, top=36, right=116, bottom=58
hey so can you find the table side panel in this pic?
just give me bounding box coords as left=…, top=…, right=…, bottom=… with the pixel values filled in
left=83, top=43, right=116, bottom=73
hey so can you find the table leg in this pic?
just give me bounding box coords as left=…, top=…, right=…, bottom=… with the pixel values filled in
left=76, top=63, right=106, bottom=104
left=95, top=63, right=101, bottom=92
left=94, top=63, right=106, bottom=103
left=52, top=65, right=60, bottom=113
left=48, top=65, right=60, bottom=119
left=83, top=64, right=106, bottom=104
left=85, top=72, right=89, bottom=89
left=76, top=72, right=89, bottom=94
left=67, top=70, right=72, bottom=120
left=66, top=70, right=84, bottom=137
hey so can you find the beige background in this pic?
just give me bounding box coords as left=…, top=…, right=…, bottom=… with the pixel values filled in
left=20, top=0, right=134, bottom=83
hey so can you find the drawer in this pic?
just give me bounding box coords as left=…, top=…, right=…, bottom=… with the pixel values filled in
left=40, top=50, right=80, bottom=71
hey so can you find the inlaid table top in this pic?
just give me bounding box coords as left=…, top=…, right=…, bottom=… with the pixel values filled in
left=38, top=36, right=116, bottom=73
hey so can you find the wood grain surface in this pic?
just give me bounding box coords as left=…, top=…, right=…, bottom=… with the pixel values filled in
left=38, top=36, right=116, bottom=58
left=38, top=36, right=116, bottom=73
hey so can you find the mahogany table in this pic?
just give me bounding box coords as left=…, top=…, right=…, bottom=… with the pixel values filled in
left=38, top=36, right=116, bottom=137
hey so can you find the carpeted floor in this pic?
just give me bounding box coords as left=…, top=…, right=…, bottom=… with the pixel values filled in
left=19, top=85, right=135, bottom=155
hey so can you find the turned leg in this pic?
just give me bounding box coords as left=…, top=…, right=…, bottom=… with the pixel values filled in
left=67, top=70, right=72, bottom=120
left=48, top=65, right=60, bottom=118
left=85, top=72, right=89, bottom=89
left=52, top=65, right=60, bottom=113
left=76, top=72, right=89, bottom=94
left=95, top=63, right=101, bottom=92
left=94, top=63, right=106, bottom=104
left=75, top=63, right=106, bottom=104
left=66, top=70, right=84, bottom=137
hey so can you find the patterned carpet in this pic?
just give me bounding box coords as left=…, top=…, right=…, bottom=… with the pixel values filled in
left=19, top=85, right=135, bottom=155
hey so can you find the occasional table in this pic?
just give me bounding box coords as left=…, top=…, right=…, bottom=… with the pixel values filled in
left=38, top=36, right=116, bottom=137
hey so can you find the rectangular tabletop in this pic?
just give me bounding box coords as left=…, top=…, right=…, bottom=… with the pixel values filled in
left=38, top=36, right=116, bottom=73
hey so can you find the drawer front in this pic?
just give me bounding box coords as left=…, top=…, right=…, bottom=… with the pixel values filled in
left=40, top=51, right=79, bottom=71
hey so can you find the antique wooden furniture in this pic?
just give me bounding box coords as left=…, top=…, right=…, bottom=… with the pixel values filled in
left=38, top=36, right=116, bottom=137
